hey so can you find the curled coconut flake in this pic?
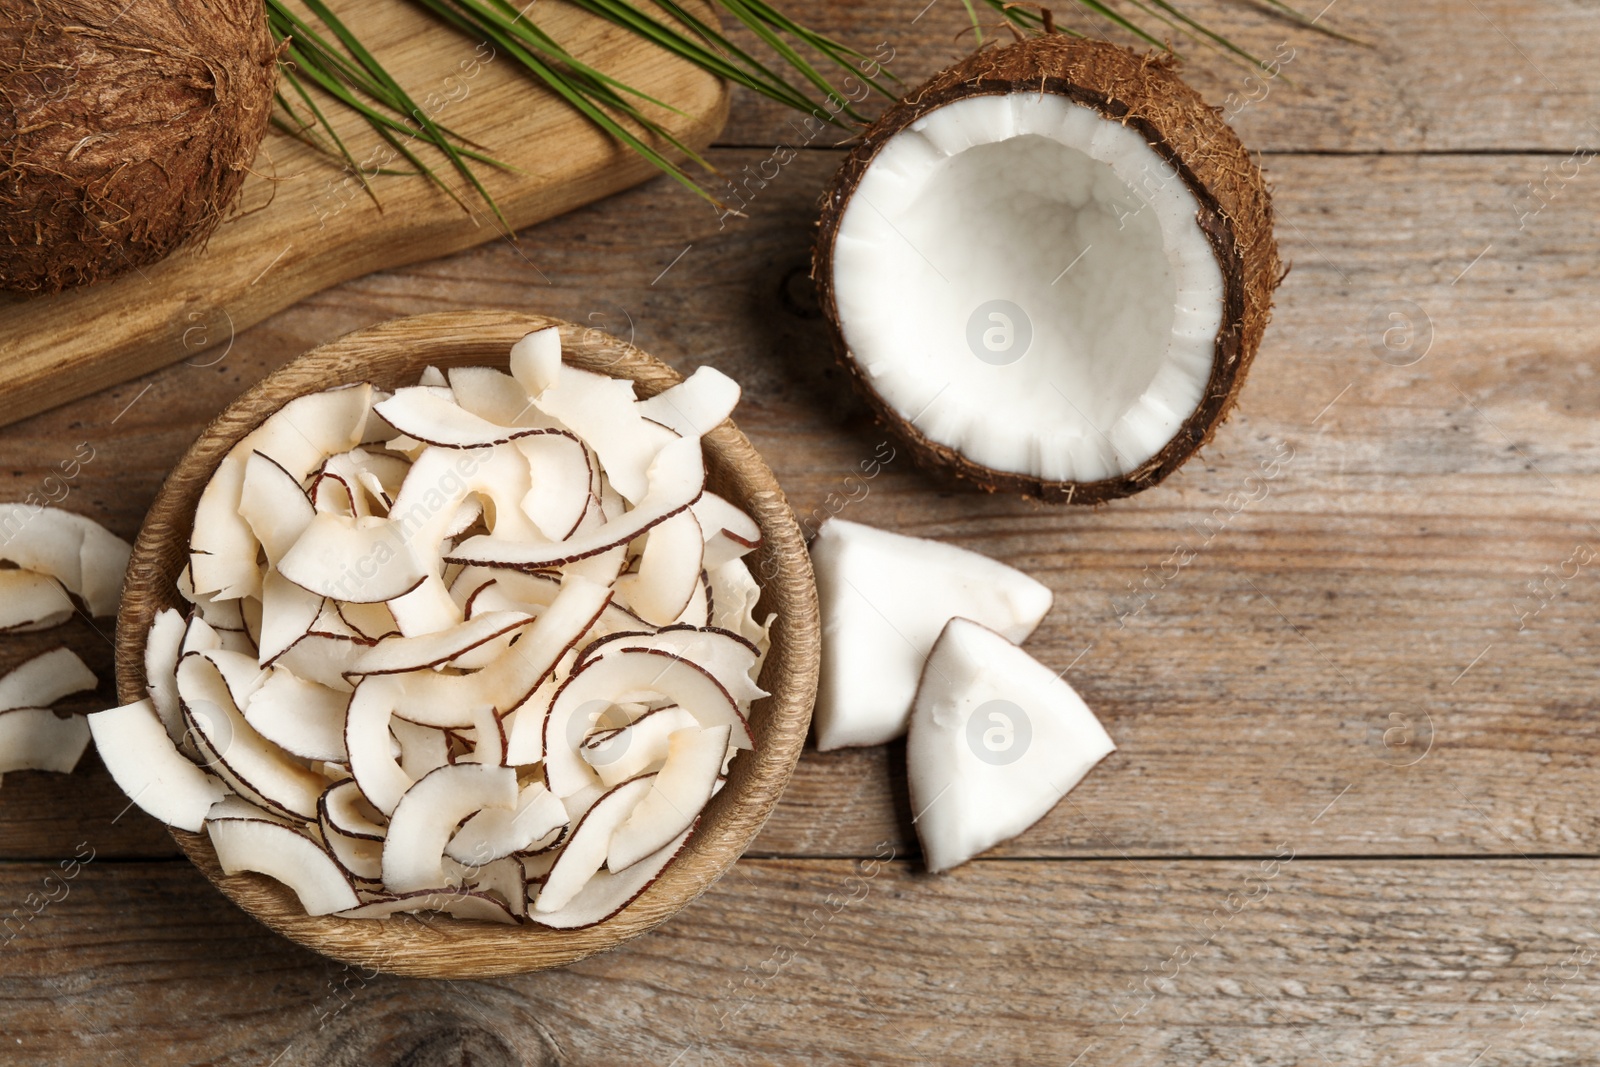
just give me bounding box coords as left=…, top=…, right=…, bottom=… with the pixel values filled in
left=0, top=505, right=132, bottom=617
left=88, top=700, right=228, bottom=832
left=0, top=570, right=74, bottom=633
left=208, top=817, right=361, bottom=916
left=382, top=762, right=518, bottom=893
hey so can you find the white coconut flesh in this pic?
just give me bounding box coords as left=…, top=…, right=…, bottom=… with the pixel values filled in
left=831, top=92, right=1225, bottom=482
left=93, top=332, right=773, bottom=926
left=907, top=618, right=1115, bottom=873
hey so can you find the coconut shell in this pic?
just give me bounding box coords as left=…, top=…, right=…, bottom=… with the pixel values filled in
left=813, top=35, right=1282, bottom=505
left=0, top=0, right=279, bottom=294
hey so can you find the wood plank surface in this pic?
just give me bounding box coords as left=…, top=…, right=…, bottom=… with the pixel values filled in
left=2, top=0, right=1598, bottom=1057
left=4, top=149, right=1598, bottom=863
left=2, top=857, right=1598, bottom=1065
left=714, top=0, right=1600, bottom=153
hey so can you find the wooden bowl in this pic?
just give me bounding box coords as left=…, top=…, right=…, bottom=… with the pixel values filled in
left=113, top=310, right=819, bottom=978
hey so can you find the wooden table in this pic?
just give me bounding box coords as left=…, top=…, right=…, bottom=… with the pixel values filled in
left=4, top=1, right=1599, bottom=1062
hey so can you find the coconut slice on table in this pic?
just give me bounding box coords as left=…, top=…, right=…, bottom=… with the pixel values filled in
left=89, top=700, right=228, bottom=830
left=0, top=647, right=98, bottom=712
left=814, top=36, right=1279, bottom=504
left=0, top=646, right=97, bottom=778
left=208, top=817, right=362, bottom=916
left=0, top=570, right=75, bottom=632
left=0, top=505, right=131, bottom=616
left=809, top=518, right=1051, bottom=750
left=907, top=618, right=1115, bottom=873
left=0, top=707, right=92, bottom=775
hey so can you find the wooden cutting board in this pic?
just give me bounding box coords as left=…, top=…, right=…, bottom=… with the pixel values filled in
left=0, top=0, right=728, bottom=428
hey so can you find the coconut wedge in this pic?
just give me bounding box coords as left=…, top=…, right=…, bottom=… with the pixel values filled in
left=907, top=618, right=1115, bottom=873
left=810, top=518, right=1051, bottom=749
left=0, top=570, right=74, bottom=632
left=382, top=762, right=518, bottom=893
left=208, top=817, right=361, bottom=915
left=0, top=505, right=131, bottom=616
left=608, top=724, right=729, bottom=871
left=815, top=37, right=1279, bottom=504
left=89, top=699, right=227, bottom=830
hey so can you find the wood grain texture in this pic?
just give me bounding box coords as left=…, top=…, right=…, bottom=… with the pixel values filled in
left=1, top=0, right=1597, bottom=1054
left=0, top=0, right=728, bottom=429
left=712, top=0, right=1600, bottom=154
left=5, top=148, right=1597, bottom=865
left=110, top=310, right=819, bottom=976
left=2, top=857, right=1598, bottom=1065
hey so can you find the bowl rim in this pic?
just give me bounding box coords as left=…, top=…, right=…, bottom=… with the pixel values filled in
left=112, top=309, right=819, bottom=978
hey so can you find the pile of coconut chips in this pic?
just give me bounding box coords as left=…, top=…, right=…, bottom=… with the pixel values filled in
left=91, top=329, right=774, bottom=926
left=0, top=506, right=132, bottom=783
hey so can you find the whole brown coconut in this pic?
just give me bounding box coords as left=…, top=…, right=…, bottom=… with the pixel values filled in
left=813, top=36, right=1281, bottom=505
left=0, top=0, right=279, bottom=293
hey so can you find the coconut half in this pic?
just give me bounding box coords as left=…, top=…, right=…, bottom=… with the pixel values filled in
left=815, top=36, right=1279, bottom=503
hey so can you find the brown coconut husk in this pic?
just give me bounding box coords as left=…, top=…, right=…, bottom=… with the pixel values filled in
left=0, top=0, right=279, bottom=293
left=813, top=35, right=1282, bottom=505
